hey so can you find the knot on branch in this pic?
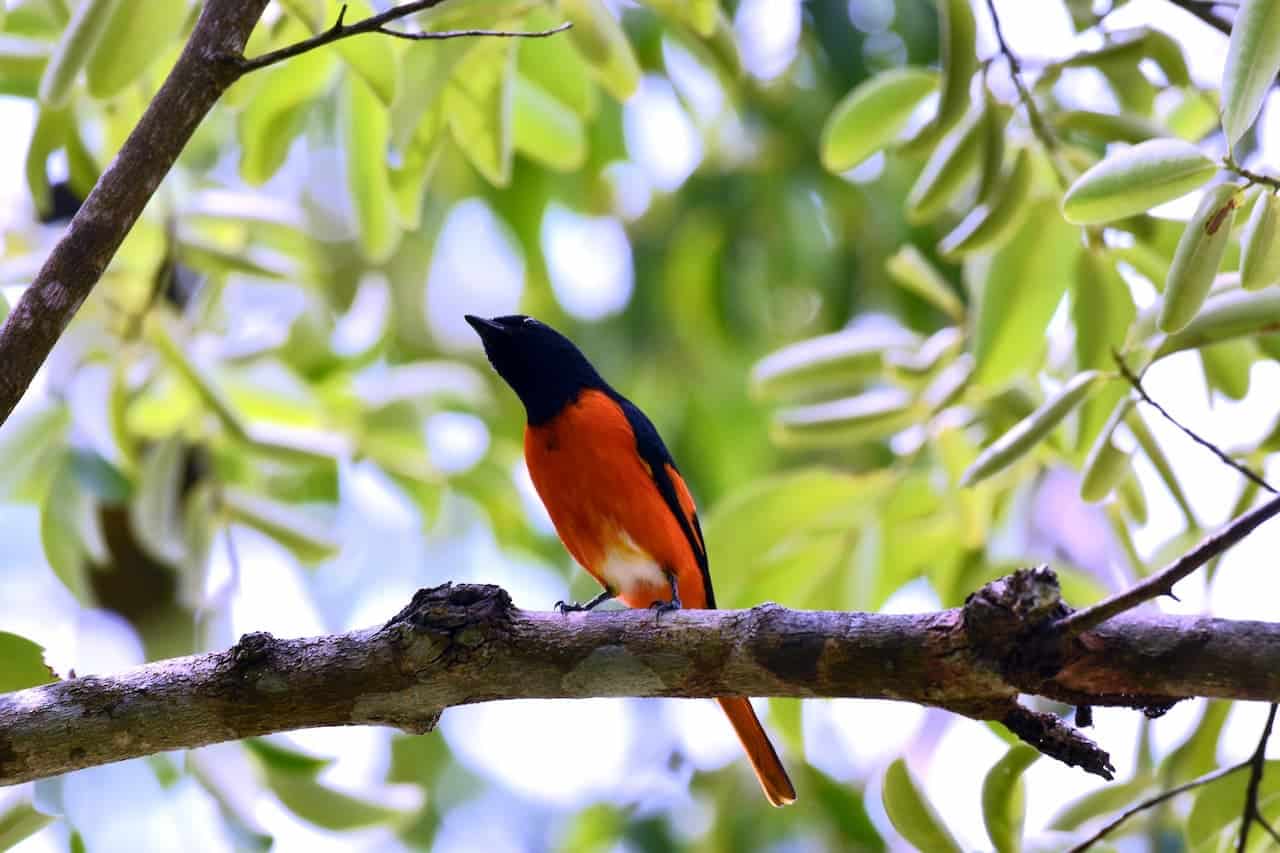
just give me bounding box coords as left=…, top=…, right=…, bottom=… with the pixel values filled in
left=232, top=631, right=277, bottom=669
left=964, top=565, right=1069, bottom=683
left=382, top=583, right=515, bottom=672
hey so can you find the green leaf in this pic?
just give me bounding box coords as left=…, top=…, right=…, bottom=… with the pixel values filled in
left=703, top=468, right=890, bottom=594
left=1125, top=408, right=1195, bottom=526
left=323, top=0, right=399, bottom=104
left=146, top=314, right=248, bottom=439
left=40, top=453, right=96, bottom=602
left=222, top=488, right=338, bottom=564
left=982, top=746, right=1039, bottom=853
left=70, top=449, right=132, bottom=502
left=818, top=67, right=938, bottom=173
left=886, top=245, right=965, bottom=321
left=1164, top=701, right=1231, bottom=780
left=1221, top=0, right=1280, bottom=147
left=881, top=759, right=963, bottom=853
left=904, top=0, right=978, bottom=151
left=750, top=325, right=919, bottom=402
left=1052, top=109, right=1167, bottom=145
left=277, top=0, right=325, bottom=31
left=642, top=0, right=716, bottom=37
left=1240, top=190, right=1280, bottom=291
left=1157, top=287, right=1280, bottom=357
left=512, top=75, right=586, bottom=171
left=446, top=39, right=516, bottom=187
left=1187, top=761, right=1280, bottom=851
left=1061, top=139, right=1217, bottom=225
left=0, top=34, right=51, bottom=91
left=972, top=199, right=1080, bottom=384
left=0, top=631, right=57, bottom=694
left=0, top=796, right=55, bottom=851
left=37, top=0, right=120, bottom=106
left=771, top=389, right=918, bottom=449
left=1049, top=771, right=1153, bottom=831
left=246, top=736, right=412, bottom=831
left=342, top=71, right=400, bottom=261
left=24, top=105, right=66, bottom=217
left=517, top=7, right=597, bottom=118
left=236, top=43, right=336, bottom=185
left=1074, top=249, right=1136, bottom=372
left=0, top=402, right=69, bottom=503
left=1200, top=338, right=1256, bottom=400
left=939, top=145, right=1035, bottom=258
left=1159, top=182, right=1242, bottom=333
left=244, top=738, right=332, bottom=776
left=1080, top=398, right=1135, bottom=502
left=84, top=0, right=188, bottom=99
left=961, top=371, right=1105, bottom=487
left=907, top=103, right=985, bottom=224
left=558, top=0, right=640, bottom=101
left=1072, top=249, right=1135, bottom=450
left=127, top=435, right=189, bottom=568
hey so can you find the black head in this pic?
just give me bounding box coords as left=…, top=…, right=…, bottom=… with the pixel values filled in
left=465, top=314, right=607, bottom=424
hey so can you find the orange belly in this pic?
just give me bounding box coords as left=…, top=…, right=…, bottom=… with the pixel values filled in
left=524, top=389, right=708, bottom=609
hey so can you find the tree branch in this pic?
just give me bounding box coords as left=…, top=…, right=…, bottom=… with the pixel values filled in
left=982, top=0, right=1068, bottom=187
left=1, top=575, right=1279, bottom=786
left=0, top=0, right=575, bottom=426
left=1055, top=493, right=1280, bottom=639
left=236, top=1, right=571, bottom=74
left=1162, top=0, right=1233, bottom=34
left=1238, top=703, right=1280, bottom=852
left=1069, top=760, right=1251, bottom=852
left=1115, top=353, right=1275, bottom=494
left=0, top=0, right=270, bottom=425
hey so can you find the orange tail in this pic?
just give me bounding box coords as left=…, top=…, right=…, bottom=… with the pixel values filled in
left=716, top=697, right=796, bottom=806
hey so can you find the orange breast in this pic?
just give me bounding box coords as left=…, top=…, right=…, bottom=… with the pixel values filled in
left=524, top=389, right=708, bottom=609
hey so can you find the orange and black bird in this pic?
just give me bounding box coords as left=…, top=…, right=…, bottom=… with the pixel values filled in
left=465, top=313, right=796, bottom=807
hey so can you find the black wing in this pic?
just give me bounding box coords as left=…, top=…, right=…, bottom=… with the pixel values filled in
left=612, top=393, right=716, bottom=609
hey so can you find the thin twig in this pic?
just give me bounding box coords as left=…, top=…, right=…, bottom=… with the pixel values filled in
left=1114, top=353, right=1277, bottom=495
left=1068, top=760, right=1250, bottom=852
left=237, top=1, right=571, bottom=74
left=982, top=0, right=1069, bottom=188
left=1056, top=492, right=1280, bottom=638
left=1226, top=156, right=1280, bottom=193
left=1162, top=0, right=1233, bottom=34
left=1238, top=703, right=1279, bottom=852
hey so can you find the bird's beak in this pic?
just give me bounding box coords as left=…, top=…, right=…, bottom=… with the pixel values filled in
left=464, top=314, right=505, bottom=339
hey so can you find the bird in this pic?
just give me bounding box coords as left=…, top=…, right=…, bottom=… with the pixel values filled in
left=465, top=313, right=796, bottom=807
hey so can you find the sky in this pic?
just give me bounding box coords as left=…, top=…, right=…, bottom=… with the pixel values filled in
left=2, top=1, right=1280, bottom=851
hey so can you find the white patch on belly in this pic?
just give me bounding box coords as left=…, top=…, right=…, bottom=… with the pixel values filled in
left=599, top=530, right=667, bottom=598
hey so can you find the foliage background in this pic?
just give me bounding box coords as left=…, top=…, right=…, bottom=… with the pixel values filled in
left=1, top=0, right=1279, bottom=850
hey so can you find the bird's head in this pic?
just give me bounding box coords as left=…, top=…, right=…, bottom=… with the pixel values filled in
left=464, top=314, right=605, bottom=424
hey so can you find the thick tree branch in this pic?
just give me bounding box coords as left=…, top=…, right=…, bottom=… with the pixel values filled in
left=1, top=575, right=1278, bottom=786
left=0, top=0, right=270, bottom=425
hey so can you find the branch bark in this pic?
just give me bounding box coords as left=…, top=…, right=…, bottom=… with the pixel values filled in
left=1, top=574, right=1277, bottom=787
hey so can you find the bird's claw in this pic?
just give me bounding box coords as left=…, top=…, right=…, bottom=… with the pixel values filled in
left=555, top=599, right=587, bottom=613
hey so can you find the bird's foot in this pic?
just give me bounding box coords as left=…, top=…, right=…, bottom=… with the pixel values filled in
left=555, top=589, right=615, bottom=614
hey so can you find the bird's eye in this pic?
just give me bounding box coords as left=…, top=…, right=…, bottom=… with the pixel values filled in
left=522, top=317, right=536, bottom=326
